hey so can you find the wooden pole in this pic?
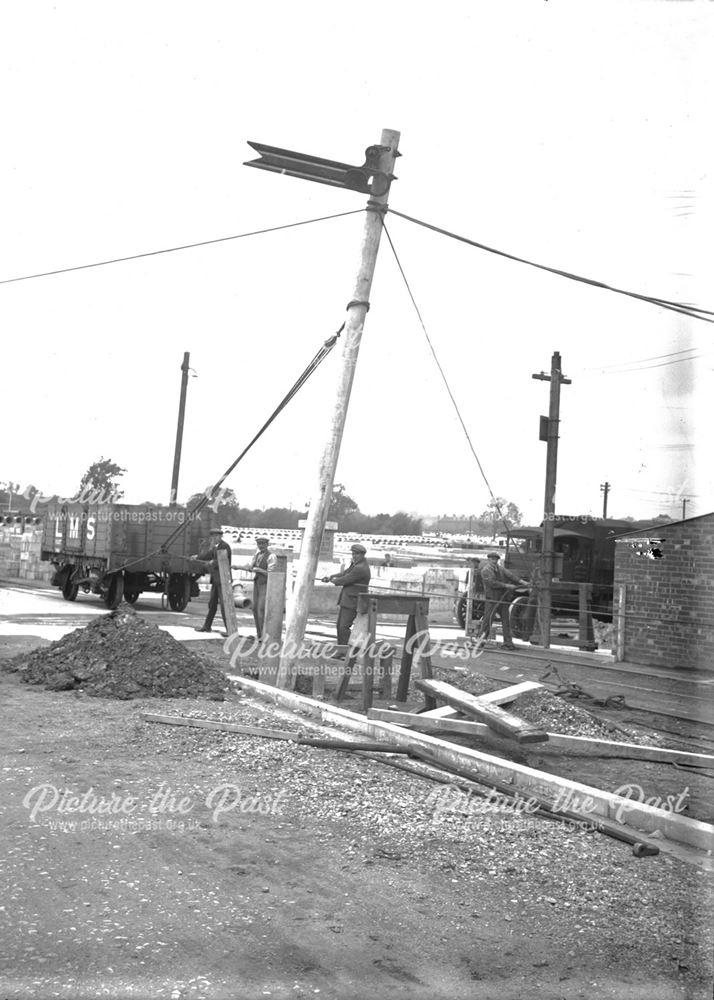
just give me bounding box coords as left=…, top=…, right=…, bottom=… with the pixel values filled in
left=259, top=553, right=287, bottom=684
left=532, top=352, right=571, bottom=649
left=600, top=481, right=610, bottom=519
left=170, top=352, right=190, bottom=506
left=277, top=128, right=401, bottom=688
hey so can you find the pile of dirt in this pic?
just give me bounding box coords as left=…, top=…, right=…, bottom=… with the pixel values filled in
left=3, top=607, right=228, bottom=701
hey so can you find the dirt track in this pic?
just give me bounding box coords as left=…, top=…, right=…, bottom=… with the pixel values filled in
left=1, top=636, right=713, bottom=1000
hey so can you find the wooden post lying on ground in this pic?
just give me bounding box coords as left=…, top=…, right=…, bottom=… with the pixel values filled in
left=415, top=678, right=549, bottom=744
left=216, top=549, right=238, bottom=637
left=227, top=675, right=714, bottom=853
left=259, top=553, right=288, bottom=684
left=367, top=708, right=714, bottom=767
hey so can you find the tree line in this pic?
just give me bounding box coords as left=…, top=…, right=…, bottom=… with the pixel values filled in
left=0, top=461, right=574, bottom=537
left=186, top=484, right=424, bottom=535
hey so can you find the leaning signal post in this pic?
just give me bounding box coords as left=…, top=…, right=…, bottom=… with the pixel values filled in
left=532, top=351, right=571, bottom=649
left=243, top=129, right=401, bottom=687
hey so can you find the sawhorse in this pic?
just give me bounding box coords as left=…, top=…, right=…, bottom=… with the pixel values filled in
left=335, top=592, right=436, bottom=711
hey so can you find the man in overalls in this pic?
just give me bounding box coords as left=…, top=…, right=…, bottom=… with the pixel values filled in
left=477, top=552, right=528, bottom=649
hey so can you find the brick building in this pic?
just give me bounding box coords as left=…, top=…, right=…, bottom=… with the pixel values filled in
left=613, top=513, right=714, bottom=671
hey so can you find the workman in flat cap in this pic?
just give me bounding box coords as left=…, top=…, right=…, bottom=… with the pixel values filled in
left=244, top=536, right=272, bottom=639
left=477, top=551, right=529, bottom=649
left=322, top=543, right=371, bottom=646
left=193, top=527, right=233, bottom=635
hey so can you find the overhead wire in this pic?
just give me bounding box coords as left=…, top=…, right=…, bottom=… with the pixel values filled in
left=584, top=346, right=702, bottom=370
left=4, top=197, right=712, bottom=341
left=3, top=198, right=711, bottom=337
left=0, top=209, right=364, bottom=286
left=109, top=320, right=346, bottom=572
left=380, top=218, right=519, bottom=544
left=581, top=352, right=711, bottom=376
left=618, top=487, right=698, bottom=499
left=387, top=208, right=714, bottom=325
left=160, top=324, right=345, bottom=551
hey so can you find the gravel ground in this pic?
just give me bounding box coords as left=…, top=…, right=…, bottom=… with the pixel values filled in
left=1, top=633, right=713, bottom=998
left=137, top=694, right=714, bottom=992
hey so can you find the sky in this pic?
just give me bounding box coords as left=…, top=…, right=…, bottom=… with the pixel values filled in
left=1, top=0, right=711, bottom=527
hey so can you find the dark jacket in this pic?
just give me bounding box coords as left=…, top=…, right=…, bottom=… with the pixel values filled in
left=480, top=559, right=522, bottom=599
left=330, top=559, right=371, bottom=609
left=197, top=540, right=233, bottom=586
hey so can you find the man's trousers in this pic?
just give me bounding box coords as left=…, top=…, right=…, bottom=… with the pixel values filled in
left=336, top=605, right=357, bottom=646
left=203, top=582, right=227, bottom=631
left=253, top=583, right=267, bottom=638
left=479, top=595, right=514, bottom=645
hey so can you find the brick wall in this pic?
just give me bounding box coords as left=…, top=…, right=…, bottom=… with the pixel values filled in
left=614, top=514, right=714, bottom=671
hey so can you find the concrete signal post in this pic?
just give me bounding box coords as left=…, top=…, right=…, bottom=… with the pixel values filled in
left=243, top=129, right=402, bottom=688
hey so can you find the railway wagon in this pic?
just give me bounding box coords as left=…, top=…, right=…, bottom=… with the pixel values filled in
left=41, top=502, right=214, bottom=610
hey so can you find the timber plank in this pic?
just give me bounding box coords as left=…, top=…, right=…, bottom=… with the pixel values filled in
left=479, top=681, right=544, bottom=704
left=217, top=549, right=238, bottom=637
left=419, top=705, right=460, bottom=719
left=368, top=708, right=714, bottom=767
left=228, top=674, right=714, bottom=853
left=417, top=680, right=545, bottom=720
left=416, top=678, right=549, bottom=744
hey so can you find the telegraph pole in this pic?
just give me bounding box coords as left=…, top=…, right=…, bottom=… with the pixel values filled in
left=169, top=352, right=191, bottom=506
left=682, top=498, right=688, bottom=520
left=532, top=351, right=571, bottom=649
left=276, top=129, right=401, bottom=687
left=600, top=481, right=610, bottom=519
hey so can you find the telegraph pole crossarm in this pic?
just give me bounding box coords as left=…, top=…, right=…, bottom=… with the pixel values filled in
left=532, top=351, right=571, bottom=650
left=600, top=481, right=611, bottom=519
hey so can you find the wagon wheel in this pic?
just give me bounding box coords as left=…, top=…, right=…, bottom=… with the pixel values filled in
left=103, top=574, right=124, bottom=610
left=457, top=594, right=484, bottom=631
left=509, top=595, right=533, bottom=641
left=167, top=573, right=190, bottom=613
left=456, top=594, right=467, bottom=629
left=61, top=572, right=79, bottom=602
left=123, top=589, right=140, bottom=605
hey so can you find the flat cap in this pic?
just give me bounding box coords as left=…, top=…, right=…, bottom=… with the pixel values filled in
left=209, top=527, right=223, bottom=534
left=351, top=543, right=367, bottom=554
left=487, top=551, right=500, bottom=559
left=256, top=536, right=269, bottom=544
